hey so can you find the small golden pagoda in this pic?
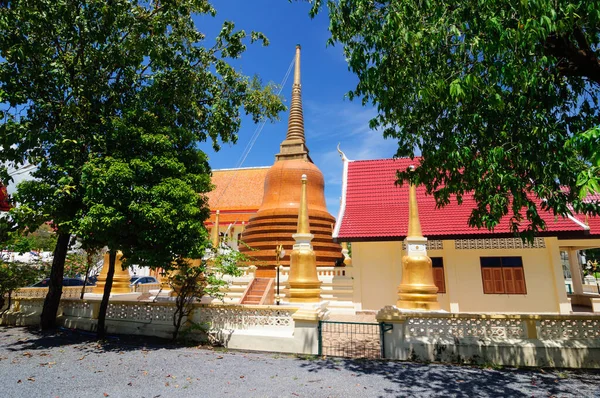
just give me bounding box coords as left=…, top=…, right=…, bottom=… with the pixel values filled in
left=239, top=45, right=342, bottom=277
left=287, top=174, right=322, bottom=302
left=397, top=173, right=440, bottom=310
left=92, top=251, right=131, bottom=294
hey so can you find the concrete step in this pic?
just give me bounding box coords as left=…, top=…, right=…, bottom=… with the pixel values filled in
left=240, top=278, right=274, bottom=305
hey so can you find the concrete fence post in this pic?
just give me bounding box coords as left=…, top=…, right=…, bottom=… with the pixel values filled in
left=376, top=306, right=407, bottom=360
left=524, top=318, right=539, bottom=339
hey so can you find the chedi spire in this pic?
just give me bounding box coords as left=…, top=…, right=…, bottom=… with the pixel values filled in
left=239, top=45, right=343, bottom=276
left=286, top=45, right=305, bottom=142
left=275, top=45, right=311, bottom=162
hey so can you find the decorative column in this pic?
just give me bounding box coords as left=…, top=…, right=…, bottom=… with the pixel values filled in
left=92, top=251, right=131, bottom=294
left=287, top=174, right=322, bottom=302
left=396, top=173, right=440, bottom=310
left=567, top=248, right=584, bottom=295
left=211, top=210, right=220, bottom=248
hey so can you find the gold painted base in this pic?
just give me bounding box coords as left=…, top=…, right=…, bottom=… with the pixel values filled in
left=396, top=254, right=441, bottom=311
left=92, top=252, right=131, bottom=294
left=397, top=294, right=441, bottom=310
left=287, top=247, right=322, bottom=303
left=287, top=287, right=322, bottom=303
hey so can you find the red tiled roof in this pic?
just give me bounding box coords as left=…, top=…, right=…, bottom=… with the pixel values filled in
left=205, top=167, right=269, bottom=226
left=0, top=185, right=10, bottom=212
left=335, top=158, right=599, bottom=240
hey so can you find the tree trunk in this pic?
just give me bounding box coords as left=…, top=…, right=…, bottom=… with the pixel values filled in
left=0, top=291, right=11, bottom=316
left=96, top=250, right=116, bottom=339
left=40, top=233, right=70, bottom=330
left=80, top=252, right=93, bottom=300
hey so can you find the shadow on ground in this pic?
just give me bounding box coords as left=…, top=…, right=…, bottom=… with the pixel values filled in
left=296, top=356, right=600, bottom=397
left=0, top=326, right=189, bottom=355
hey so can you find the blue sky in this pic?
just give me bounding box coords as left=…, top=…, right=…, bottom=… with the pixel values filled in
left=195, top=0, right=397, bottom=217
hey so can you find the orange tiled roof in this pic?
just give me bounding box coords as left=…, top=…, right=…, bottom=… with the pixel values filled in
left=206, top=166, right=269, bottom=212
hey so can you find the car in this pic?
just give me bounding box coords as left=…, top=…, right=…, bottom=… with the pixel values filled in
left=129, top=276, right=158, bottom=286
left=31, top=277, right=86, bottom=287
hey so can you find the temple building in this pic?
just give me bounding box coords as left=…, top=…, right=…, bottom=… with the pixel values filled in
left=205, top=166, right=270, bottom=250
left=202, top=46, right=599, bottom=315
left=334, top=156, right=600, bottom=314
left=207, top=45, right=343, bottom=278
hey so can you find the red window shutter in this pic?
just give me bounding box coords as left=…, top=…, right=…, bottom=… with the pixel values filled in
left=513, top=268, right=527, bottom=294
left=482, top=268, right=494, bottom=294
left=492, top=268, right=505, bottom=293
left=503, top=268, right=515, bottom=294
left=433, top=268, right=445, bottom=293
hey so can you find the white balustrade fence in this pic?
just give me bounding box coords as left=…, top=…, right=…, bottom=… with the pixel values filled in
left=538, top=317, right=600, bottom=339
left=4, top=297, right=600, bottom=366
left=106, top=302, right=176, bottom=323
left=378, top=307, right=600, bottom=367
left=277, top=266, right=352, bottom=278
left=383, top=311, right=600, bottom=341
left=405, top=316, right=526, bottom=339
left=13, top=286, right=93, bottom=299
left=193, top=305, right=295, bottom=331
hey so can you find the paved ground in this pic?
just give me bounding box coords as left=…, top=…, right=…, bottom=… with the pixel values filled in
left=1, top=326, right=599, bottom=398
left=322, top=312, right=381, bottom=358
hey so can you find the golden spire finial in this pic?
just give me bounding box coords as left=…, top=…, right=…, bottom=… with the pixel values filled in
left=285, top=45, right=305, bottom=142
left=297, top=174, right=311, bottom=234
left=211, top=210, right=220, bottom=247
left=406, top=166, right=423, bottom=239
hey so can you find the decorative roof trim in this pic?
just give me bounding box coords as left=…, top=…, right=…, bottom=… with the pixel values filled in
left=333, top=144, right=351, bottom=239
left=567, top=213, right=590, bottom=231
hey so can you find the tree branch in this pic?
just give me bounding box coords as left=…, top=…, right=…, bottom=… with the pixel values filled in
left=544, top=29, right=600, bottom=85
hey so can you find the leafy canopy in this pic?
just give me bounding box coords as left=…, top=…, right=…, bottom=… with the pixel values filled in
left=0, top=0, right=284, bottom=329
left=0, top=0, right=284, bottom=236
left=309, top=0, right=600, bottom=236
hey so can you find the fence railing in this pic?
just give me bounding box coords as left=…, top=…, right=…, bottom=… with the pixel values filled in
left=13, top=286, right=93, bottom=299
left=131, top=283, right=161, bottom=293
left=278, top=266, right=352, bottom=278
left=57, top=298, right=298, bottom=332
left=377, top=307, right=600, bottom=340
left=193, top=304, right=296, bottom=332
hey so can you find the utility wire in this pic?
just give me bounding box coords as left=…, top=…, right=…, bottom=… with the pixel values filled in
left=212, top=55, right=295, bottom=210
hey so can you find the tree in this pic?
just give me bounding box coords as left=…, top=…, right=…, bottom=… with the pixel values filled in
left=0, top=0, right=284, bottom=330
left=0, top=261, right=45, bottom=314
left=166, top=250, right=243, bottom=341
left=309, top=0, right=600, bottom=237
left=77, top=125, right=215, bottom=339
left=63, top=252, right=88, bottom=278
left=2, top=223, right=57, bottom=254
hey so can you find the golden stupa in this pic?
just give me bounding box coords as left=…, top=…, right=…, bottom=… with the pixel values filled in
left=396, top=179, right=440, bottom=310
left=239, top=45, right=342, bottom=277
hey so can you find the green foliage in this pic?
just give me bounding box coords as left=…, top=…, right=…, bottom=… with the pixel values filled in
left=0, top=0, right=284, bottom=328
left=0, top=0, right=284, bottom=236
left=0, top=260, right=45, bottom=311
left=309, top=0, right=600, bottom=238
left=2, top=223, right=57, bottom=254
left=167, top=250, right=244, bottom=341
left=63, top=253, right=88, bottom=278
left=0, top=216, right=11, bottom=244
